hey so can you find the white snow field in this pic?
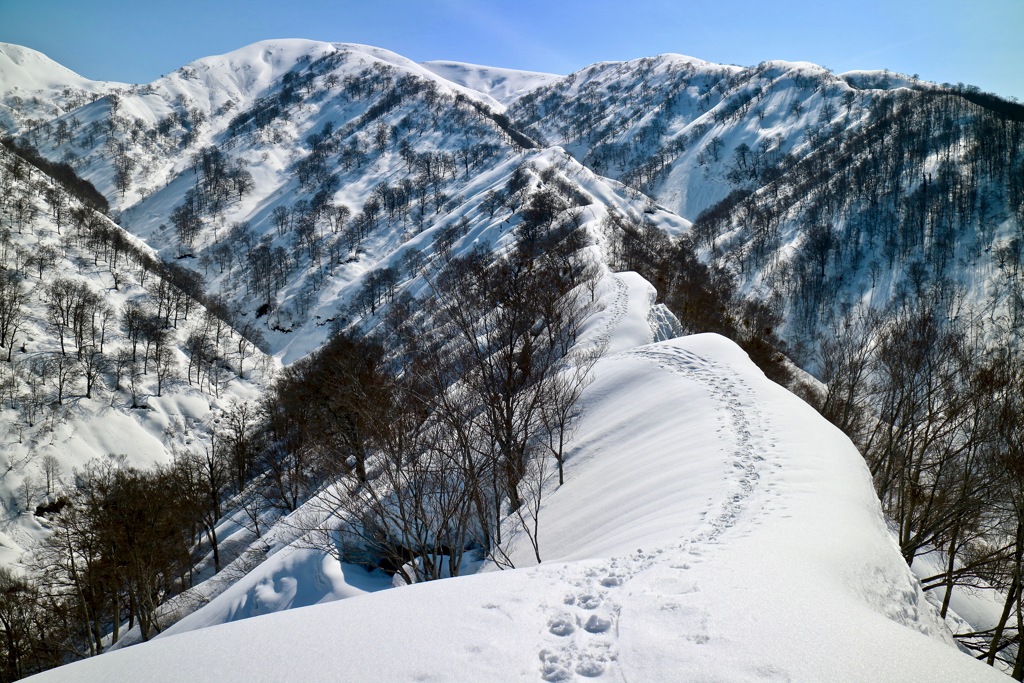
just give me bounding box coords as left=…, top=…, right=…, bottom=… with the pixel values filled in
left=420, top=60, right=560, bottom=108
left=0, top=42, right=120, bottom=133
left=25, top=275, right=1003, bottom=682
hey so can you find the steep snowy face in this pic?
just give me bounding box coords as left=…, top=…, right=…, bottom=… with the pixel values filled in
left=506, top=54, right=921, bottom=220
left=16, top=39, right=526, bottom=213
left=3, top=40, right=1017, bottom=682
left=419, top=60, right=561, bottom=108
left=12, top=39, right=697, bottom=364
left=509, top=52, right=1024, bottom=353
left=10, top=40, right=522, bottom=356
left=0, top=42, right=121, bottom=134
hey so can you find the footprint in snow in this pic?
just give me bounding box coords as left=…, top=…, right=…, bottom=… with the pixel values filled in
left=548, top=615, right=577, bottom=637
left=565, top=593, right=602, bottom=610
left=539, top=650, right=572, bottom=682
left=601, top=575, right=624, bottom=588
left=583, top=614, right=613, bottom=634
left=575, top=652, right=607, bottom=677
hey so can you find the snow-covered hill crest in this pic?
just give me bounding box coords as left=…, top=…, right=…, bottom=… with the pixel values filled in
left=0, top=42, right=122, bottom=134
left=24, top=322, right=1006, bottom=681
left=420, top=60, right=560, bottom=108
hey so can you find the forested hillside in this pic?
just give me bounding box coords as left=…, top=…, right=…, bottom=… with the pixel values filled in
left=507, top=56, right=1024, bottom=353
left=0, top=138, right=275, bottom=676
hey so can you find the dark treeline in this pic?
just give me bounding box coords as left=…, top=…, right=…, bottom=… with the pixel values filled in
left=0, top=137, right=108, bottom=213
left=0, top=413, right=263, bottom=679
left=601, top=206, right=790, bottom=385
left=694, top=85, right=1024, bottom=346
left=259, top=177, right=599, bottom=582
left=809, top=290, right=1024, bottom=676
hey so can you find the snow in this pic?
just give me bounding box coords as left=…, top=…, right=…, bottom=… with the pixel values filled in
left=159, top=545, right=391, bottom=636
left=0, top=43, right=114, bottom=93
left=25, top=268, right=1004, bottom=682
left=0, top=42, right=120, bottom=133
left=0, top=144, right=273, bottom=569
left=420, top=60, right=561, bottom=107
left=3, top=37, right=1010, bottom=681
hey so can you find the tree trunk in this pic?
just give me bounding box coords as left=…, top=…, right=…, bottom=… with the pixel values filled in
left=989, top=523, right=1023, bottom=666
left=940, top=523, right=960, bottom=619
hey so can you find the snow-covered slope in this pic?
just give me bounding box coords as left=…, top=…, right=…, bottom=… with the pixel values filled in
left=24, top=332, right=1003, bottom=680
left=0, top=143, right=271, bottom=565
left=420, top=60, right=560, bottom=108
left=18, top=38, right=531, bottom=209
left=507, top=51, right=1024, bottom=355
left=0, top=42, right=120, bottom=134
left=25, top=271, right=1004, bottom=682
left=20, top=37, right=691, bottom=361
left=507, top=54, right=919, bottom=220
left=12, top=40, right=599, bottom=362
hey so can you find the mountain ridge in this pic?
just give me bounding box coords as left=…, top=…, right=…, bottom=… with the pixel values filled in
left=1, top=38, right=1022, bottom=681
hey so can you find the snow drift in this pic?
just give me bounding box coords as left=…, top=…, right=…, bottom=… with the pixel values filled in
left=25, top=295, right=1003, bottom=680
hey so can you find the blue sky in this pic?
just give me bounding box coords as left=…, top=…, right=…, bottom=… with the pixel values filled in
left=2, top=0, right=1022, bottom=100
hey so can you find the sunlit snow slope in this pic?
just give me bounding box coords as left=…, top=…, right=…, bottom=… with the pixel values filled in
left=0, top=42, right=119, bottom=133
left=420, top=60, right=560, bottom=108
left=26, top=277, right=1003, bottom=682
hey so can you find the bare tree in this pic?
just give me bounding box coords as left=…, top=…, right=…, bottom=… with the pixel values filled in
left=173, top=439, right=230, bottom=573
left=41, top=454, right=61, bottom=496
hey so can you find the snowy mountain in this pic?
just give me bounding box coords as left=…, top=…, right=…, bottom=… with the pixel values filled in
left=0, top=43, right=120, bottom=135
left=10, top=39, right=696, bottom=365
left=506, top=55, right=933, bottom=221
left=505, top=55, right=1024, bottom=352
left=2, top=39, right=1023, bottom=681
left=15, top=42, right=1022, bottom=364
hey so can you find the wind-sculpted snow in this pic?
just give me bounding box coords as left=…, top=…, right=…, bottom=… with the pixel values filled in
left=420, top=60, right=560, bottom=108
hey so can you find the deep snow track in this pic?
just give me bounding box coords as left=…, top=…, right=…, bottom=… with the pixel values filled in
left=536, top=342, right=776, bottom=681
left=590, top=274, right=629, bottom=353
left=625, top=344, right=771, bottom=546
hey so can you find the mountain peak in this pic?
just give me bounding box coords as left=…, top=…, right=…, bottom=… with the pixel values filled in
left=0, top=41, right=119, bottom=92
